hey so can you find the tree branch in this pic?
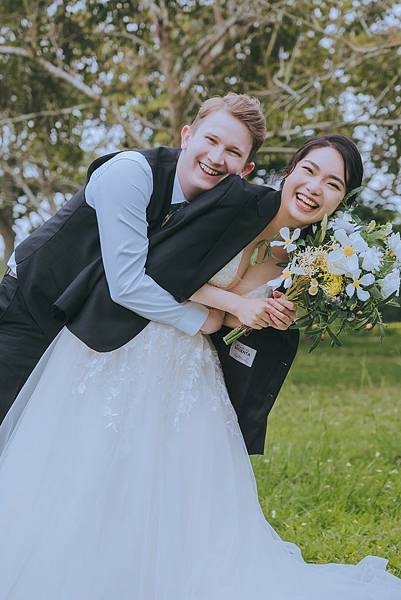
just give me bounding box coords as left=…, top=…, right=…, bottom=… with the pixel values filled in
left=1, top=162, right=40, bottom=209
left=0, top=45, right=100, bottom=99
left=258, top=146, right=298, bottom=154
left=267, top=118, right=401, bottom=140
left=98, top=30, right=155, bottom=53
left=0, top=103, right=93, bottom=127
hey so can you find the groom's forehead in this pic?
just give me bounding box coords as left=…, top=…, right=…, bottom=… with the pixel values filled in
left=194, top=109, right=240, bottom=132
left=192, top=111, right=252, bottom=152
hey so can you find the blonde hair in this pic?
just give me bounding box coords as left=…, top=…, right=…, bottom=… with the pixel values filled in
left=190, top=93, right=266, bottom=161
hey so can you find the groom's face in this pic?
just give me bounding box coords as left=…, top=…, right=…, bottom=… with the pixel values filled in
left=177, top=110, right=255, bottom=200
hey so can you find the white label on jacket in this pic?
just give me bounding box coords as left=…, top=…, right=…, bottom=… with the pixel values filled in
left=229, top=340, right=257, bottom=367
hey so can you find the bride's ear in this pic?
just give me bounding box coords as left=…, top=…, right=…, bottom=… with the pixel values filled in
left=239, top=162, right=255, bottom=179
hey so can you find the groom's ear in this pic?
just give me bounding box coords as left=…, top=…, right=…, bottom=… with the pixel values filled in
left=239, top=162, right=255, bottom=179
left=180, top=125, right=191, bottom=149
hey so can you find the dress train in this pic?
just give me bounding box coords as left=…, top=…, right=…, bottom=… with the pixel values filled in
left=0, top=322, right=400, bottom=599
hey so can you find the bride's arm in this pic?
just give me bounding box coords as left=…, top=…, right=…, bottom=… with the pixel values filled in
left=189, top=247, right=284, bottom=312
left=191, top=248, right=296, bottom=331
left=202, top=258, right=278, bottom=329
left=232, top=259, right=297, bottom=330
left=190, top=284, right=270, bottom=330
left=190, top=279, right=294, bottom=331
left=192, top=255, right=295, bottom=330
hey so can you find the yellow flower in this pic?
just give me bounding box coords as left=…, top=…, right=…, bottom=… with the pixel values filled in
left=322, top=273, right=344, bottom=297
left=314, top=259, right=329, bottom=277
left=308, top=278, right=319, bottom=296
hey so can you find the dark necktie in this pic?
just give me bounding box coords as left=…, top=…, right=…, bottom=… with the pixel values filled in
left=162, top=200, right=188, bottom=227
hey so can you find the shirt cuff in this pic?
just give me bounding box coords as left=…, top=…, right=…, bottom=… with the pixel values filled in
left=175, top=302, right=209, bottom=336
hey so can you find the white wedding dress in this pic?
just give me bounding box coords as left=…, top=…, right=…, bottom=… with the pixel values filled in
left=0, top=255, right=400, bottom=600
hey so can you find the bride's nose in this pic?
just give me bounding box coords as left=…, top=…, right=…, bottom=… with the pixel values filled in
left=306, top=178, right=322, bottom=195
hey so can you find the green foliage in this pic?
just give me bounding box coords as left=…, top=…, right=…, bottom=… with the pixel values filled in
left=252, top=323, right=401, bottom=576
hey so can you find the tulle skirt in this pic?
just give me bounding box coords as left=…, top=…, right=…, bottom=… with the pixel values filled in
left=0, top=323, right=400, bottom=599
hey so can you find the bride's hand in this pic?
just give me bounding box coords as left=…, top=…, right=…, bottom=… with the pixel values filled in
left=264, top=291, right=296, bottom=330
left=232, top=297, right=271, bottom=329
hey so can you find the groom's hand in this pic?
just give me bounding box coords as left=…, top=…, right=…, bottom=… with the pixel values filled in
left=265, top=291, right=296, bottom=331
left=200, top=308, right=226, bottom=334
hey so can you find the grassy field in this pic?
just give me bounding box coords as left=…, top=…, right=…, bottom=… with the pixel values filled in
left=252, top=323, right=401, bottom=576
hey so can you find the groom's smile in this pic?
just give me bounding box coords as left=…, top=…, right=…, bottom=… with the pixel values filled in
left=198, top=161, right=224, bottom=176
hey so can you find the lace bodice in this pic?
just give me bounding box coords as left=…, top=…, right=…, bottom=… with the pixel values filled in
left=208, top=251, right=272, bottom=298
left=208, top=252, right=243, bottom=289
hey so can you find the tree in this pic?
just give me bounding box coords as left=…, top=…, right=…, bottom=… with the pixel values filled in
left=0, top=0, right=400, bottom=260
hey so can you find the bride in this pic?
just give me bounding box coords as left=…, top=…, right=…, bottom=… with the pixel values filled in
left=0, top=136, right=400, bottom=599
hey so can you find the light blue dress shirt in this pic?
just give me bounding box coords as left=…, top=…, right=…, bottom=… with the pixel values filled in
left=8, top=151, right=208, bottom=336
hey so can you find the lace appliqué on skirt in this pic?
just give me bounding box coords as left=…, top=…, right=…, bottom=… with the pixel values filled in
left=69, top=323, right=239, bottom=440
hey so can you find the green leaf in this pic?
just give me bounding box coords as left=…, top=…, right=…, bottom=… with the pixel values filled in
left=308, top=334, right=322, bottom=352
left=295, top=314, right=314, bottom=327
left=342, top=186, right=364, bottom=206
left=250, top=247, right=259, bottom=266
left=318, top=213, right=328, bottom=243
left=326, top=326, right=343, bottom=347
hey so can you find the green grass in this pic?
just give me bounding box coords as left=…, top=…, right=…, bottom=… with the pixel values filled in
left=252, top=323, right=401, bottom=576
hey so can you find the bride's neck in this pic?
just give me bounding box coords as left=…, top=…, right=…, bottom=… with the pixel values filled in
left=266, top=207, right=304, bottom=237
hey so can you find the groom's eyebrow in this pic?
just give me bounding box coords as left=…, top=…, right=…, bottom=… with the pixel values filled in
left=304, top=160, right=345, bottom=187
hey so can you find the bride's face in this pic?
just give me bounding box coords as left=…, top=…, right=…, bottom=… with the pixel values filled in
left=281, top=147, right=346, bottom=227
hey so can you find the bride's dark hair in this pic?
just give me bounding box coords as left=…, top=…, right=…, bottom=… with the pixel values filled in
left=281, top=135, right=363, bottom=203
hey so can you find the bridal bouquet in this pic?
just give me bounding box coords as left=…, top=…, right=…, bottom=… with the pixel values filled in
left=223, top=211, right=401, bottom=351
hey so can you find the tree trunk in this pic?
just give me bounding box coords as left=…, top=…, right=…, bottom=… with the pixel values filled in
left=0, top=205, right=16, bottom=262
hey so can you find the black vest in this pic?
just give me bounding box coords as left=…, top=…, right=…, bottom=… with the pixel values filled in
left=15, top=146, right=284, bottom=352
left=15, top=147, right=179, bottom=342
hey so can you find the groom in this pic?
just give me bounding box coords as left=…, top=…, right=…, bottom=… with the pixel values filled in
left=0, top=93, right=296, bottom=450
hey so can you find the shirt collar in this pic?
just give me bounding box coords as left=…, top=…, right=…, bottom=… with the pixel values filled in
left=171, top=172, right=187, bottom=204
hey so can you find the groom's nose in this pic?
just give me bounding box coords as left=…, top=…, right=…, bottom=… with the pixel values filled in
left=208, top=145, right=225, bottom=166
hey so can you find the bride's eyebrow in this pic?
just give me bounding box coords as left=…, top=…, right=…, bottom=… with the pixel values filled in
left=304, top=160, right=345, bottom=188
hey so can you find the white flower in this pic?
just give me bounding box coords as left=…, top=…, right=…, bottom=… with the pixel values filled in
left=349, top=231, right=369, bottom=253
left=366, top=220, right=376, bottom=233
left=267, top=259, right=304, bottom=290
left=360, top=246, right=383, bottom=272
left=345, top=270, right=375, bottom=302
left=326, top=229, right=361, bottom=275
left=378, top=269, right=400, bottom=299
left=383, top=222, right=393, bottom=236
left=328, top=211, right=356, bottom=233
left=387, top=232, right=401, bottom=262
left=270, top=227, right=301, bottom=253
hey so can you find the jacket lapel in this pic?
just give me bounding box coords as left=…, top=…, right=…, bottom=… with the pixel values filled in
left=194, top=188, right=281, bottom=289
left=147, top=178, right=281, bottom=301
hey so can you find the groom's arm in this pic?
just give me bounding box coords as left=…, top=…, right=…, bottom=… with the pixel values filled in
left=85, top=151, right=208, bottom=335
